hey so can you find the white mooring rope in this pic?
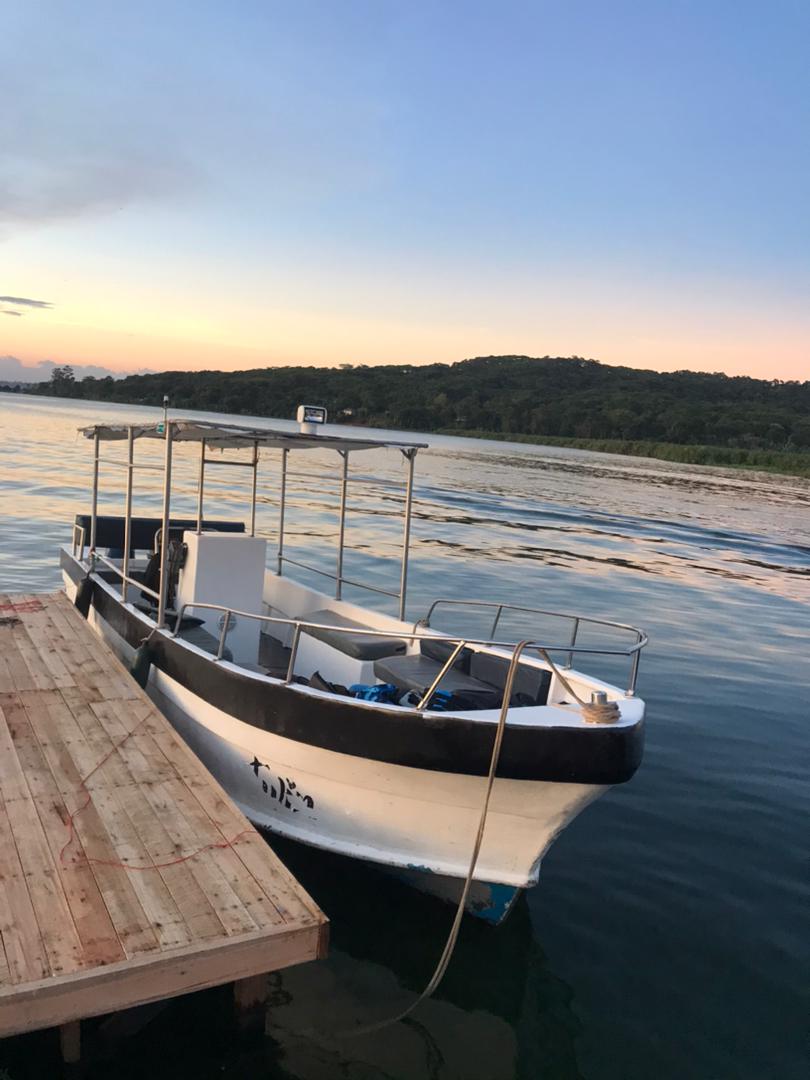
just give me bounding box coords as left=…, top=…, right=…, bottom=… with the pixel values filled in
left=537, top=646, right=621, bottom=725
left=314, top=640, right=620, bottom=1040
left=339, top=638, right=621, bottom=1037
left=338, top=645, right=517, bottom=1039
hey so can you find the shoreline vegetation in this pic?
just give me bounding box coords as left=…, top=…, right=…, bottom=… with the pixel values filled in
left=10, top=354, right=810, bottom=479
left=437, top=430, right=810, bottom=477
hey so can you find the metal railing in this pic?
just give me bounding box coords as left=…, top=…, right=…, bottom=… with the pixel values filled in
left=70, top=545, right=647, bottom=699
left=277, top=554, right=400, bottom=599
left=72, top=523, right=86, bottom=561
left=168, top=599, right=647, bottom=700
left=419, top=597, right=645, bottom=682
left=93, top=553, right=161, bottom=602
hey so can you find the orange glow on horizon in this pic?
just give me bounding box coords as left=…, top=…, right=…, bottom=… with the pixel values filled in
left=3, top=310, right=808, bottom=381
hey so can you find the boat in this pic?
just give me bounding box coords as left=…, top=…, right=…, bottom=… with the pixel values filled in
left=60, top=409, right=647, bottom=924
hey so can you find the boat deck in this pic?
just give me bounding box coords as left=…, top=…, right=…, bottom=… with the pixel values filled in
left=0, top=591, right=327, bottom=1052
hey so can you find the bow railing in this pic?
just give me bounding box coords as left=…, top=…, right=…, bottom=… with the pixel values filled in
left=168, top=599, right=647, bottom=701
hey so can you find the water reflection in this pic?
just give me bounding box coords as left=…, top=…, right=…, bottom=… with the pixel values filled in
left=258, top=838, right=584, bottom=1080
left=0, top=393, right=808, bottom=1080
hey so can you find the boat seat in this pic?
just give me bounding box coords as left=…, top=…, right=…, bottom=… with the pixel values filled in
left=178, top=623, right=233, bottom=662
left=469, top=651, right=552, bottom=706
left=301, top=609, right=407, bottom=661
left=374, top=638, right=552, bottom=709
left=131, top=602, right=233, bottom=662
left=74, top=514, right=245, bottom=554
left=373, top=652, right=501, bottom=709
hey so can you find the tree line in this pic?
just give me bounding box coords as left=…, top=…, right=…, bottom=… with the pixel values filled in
left=25, top=355, right=810, bottom=452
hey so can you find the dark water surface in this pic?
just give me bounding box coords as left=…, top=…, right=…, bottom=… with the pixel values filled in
left=0, top=393, right=807, bottom=1079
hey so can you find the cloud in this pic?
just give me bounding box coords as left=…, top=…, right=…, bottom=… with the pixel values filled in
left=0, top=13, right=199, bottom=235
left=0, top=295, right=53, bottom=308
left=0, top=355, right=151, bottom=382
left=1, top=309, right=23, bottom=317
left=0, top=151, right=195, bottom=232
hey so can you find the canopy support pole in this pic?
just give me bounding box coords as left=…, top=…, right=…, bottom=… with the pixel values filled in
left=398, top=449, right=417, bottom=621
left=90, top=431, right=100, bottom=553
left=250, top=441, right=259, bottom=537
left=335, top=450, right=349, bottom=599
left=122, top=427, right=134, bottom=598
left=277, top=448, right=288, bottom=574
left=157, top=422, right=173, bottom=628
left=196, top=440, right=206, bottom=533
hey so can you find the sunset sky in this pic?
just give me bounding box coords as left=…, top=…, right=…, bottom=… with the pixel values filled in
left=2, top=1, right=808, bottom=380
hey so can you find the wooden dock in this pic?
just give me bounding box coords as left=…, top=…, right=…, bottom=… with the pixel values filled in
left=0, top=592, right=327, bottom=1059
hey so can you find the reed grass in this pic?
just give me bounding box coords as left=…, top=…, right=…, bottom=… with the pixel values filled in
left=440, top=431, right=810, bottom=478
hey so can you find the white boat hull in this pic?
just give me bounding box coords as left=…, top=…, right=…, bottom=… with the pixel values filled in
left=74, top=590, right=609, bottom=924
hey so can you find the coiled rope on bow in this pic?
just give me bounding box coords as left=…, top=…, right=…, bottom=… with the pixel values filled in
left=534, top=646, right=621, bottom=725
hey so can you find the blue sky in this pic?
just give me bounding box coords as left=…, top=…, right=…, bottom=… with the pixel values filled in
left=2, top=0, right=808, bottom=377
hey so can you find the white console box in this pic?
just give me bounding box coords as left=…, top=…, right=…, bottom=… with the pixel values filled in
left=177, top=532, right=267, bottom=662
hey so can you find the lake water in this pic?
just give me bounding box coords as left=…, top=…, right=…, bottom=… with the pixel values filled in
left=0, top=392, right=807, bottom=1079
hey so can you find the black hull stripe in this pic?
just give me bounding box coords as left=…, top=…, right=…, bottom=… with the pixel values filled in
left=61, top=551, right=644, bottom=783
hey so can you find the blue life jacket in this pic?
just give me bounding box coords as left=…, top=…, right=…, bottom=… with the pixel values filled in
left=349, top=683, right=399, bottom=704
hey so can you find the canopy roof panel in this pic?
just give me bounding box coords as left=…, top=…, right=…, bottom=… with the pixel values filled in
left=80, top=419, right=428, bottom=453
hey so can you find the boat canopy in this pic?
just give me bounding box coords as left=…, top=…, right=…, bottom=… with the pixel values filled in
left=80, top=420, right=428, bottom=454
left=79, top=415, right=427, bottom=627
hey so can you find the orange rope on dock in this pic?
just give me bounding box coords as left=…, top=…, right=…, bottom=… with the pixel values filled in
left=59, top=714, right=253, bottom=873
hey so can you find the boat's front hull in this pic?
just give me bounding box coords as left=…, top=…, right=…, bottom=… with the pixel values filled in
left=62, top=562, right=626, bottom=924
left=166, top=672, right=526, bottom=924
left=147, top=663, right=605, bottom=904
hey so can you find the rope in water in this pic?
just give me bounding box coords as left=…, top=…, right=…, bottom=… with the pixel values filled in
left=338, top=643, right=517, bottom=1038
left=338, top=640, right=620, bottom=1037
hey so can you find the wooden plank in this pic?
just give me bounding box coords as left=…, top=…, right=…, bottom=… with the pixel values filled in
left=0, top=922, right=323, bottom=1038
left=89, top=698, right=175, bottom=786
left=114, top=783, right=226, bottom=942
left=0, top=624, right=35, bottom=693
left=0, top=593, right=327, bottom=1039
left=144, top=723, right=322, bottom=926
left=30, top=600, right=118, bottom=702
left=8, top=621, right=54, bottom=690
left=0, top=651, right=15, bottom=695
left=183, top=771, right=324, bottom=928
left=55, top=685, right=133, bottom=792
left=6, top=699, right=127, bottom=968
left=10, top=689, right=160, bottom=959
left=156, top=777, right=285, bottom=931
left=50, top=593, right=142, bottom=701
left=19, top=689, right=132, bottom=807
left=15, top=687, right=182, bottom=955
left=88, top=786, right=193, bottom=952
left=0, top=932, right=10, bottom=987
left=0, top=794, right=50, bottom=984
left=3, top=781, right=86, bottom=977
left=140, top=779, right=258, bottom=937
left=0, top=695, right=32, bottom=803
left=17, top=609, right=73, bottom=688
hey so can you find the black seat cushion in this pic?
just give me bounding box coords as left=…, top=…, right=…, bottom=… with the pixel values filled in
left=302, top=609, right=407, bottom=661
left=133, top=601, right=204, bottom=631
left=469, top=651, right=552, bottom=706
left=75, top=515, right=244, bottom=552
left=420, top=637, right=473, bottom=671
left=373, top=653, right=500, bottom=708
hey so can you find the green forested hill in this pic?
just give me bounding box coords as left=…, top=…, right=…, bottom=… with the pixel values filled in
left=28, top=355, right=810, bottom=458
